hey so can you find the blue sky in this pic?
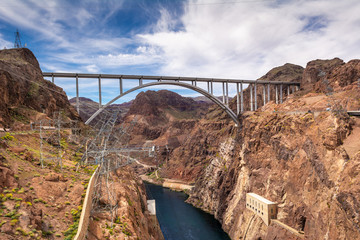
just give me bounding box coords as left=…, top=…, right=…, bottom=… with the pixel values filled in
left=0, top=0, right=360, bottom=104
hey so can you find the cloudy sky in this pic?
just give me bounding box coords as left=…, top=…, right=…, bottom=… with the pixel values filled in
left=0, top=0, right=359, bottom=103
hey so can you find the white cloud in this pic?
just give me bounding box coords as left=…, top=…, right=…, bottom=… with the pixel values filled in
left=1, top=0, right=360, bottom=102
left=0, top=34, right=12, bottom=49
left=139, top=0, right=360, bottom=79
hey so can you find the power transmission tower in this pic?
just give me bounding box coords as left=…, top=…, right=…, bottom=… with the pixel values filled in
left=14, top=29, right=22, bottom=48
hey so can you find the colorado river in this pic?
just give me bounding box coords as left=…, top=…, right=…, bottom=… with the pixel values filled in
left=144, top=182, right=231, bottom=240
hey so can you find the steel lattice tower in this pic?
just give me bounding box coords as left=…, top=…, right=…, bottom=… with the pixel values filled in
left=14, top=29, right=22, bottom=48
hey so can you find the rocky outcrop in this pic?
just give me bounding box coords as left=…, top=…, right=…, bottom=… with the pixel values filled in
left=0, top=48, right=80, bottom=129
left=322, top=60, right=360, bottom=91
left=301, top=58, right=344, bottom=91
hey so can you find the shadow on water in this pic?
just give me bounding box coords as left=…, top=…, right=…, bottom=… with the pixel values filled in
left=145, top=182, right=231, bottom=240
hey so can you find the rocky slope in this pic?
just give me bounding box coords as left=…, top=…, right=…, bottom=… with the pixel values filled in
left=157, top=58, right=360, bottom=240
left=0, top=48, right=80, bottom=130
left=0, top=48, right=164, bottom=240
left=0, top=129, right=96, bottom=239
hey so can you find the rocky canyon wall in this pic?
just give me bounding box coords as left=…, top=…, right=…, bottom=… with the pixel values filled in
left=162, top=58, right=360, bottom=240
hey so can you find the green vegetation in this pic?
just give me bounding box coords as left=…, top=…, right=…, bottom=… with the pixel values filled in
left=27, top=82, right=39, bottom=98
left=16, top=227, right=29, bottom=236
left=63, top=206, right=82, bottom=240
left=1, top=133, right=14, bottom=141
left=33, top=198, right=46, bottom=204
left=9, top=108, right=29, bottom=124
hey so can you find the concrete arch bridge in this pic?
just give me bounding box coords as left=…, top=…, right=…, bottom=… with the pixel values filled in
left=42, top=72, right=300, bottom=126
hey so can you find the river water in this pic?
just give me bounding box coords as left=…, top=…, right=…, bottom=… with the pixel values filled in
left=144, top=183, right=231, bottom=240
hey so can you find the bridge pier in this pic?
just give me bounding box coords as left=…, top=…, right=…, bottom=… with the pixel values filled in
left=139, top=77, right=143, bottom=86
left=76, top=74, right=79, bottom=113
left=222, top=82, right=225, bottom=104
left=240, top=82, right=244, bottom=113
left=267, top=84, right=270, bottom=103
left=236, top=83, right=240, bottom=115
left=226, top=81, right=229, bottom=107
left=250, top=84, right=253, bottom=111
left=119, top=78, right=123, bottom=94
left=207, top=81, right=210, bottom=93
left=98, top=76, right=102, bottom=109
left=210, top=80, right=213, bottom=95
left=263, top=84, right=266, bottom=106
left=275, top=85, right=278, bottom=104
left=280, top=84, right=283, bottom=104
left=254, top=83, right=257, bottom=110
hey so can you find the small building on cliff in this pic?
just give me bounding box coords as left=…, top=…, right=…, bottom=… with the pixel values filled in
left=246, top=193, right=277, bottom=225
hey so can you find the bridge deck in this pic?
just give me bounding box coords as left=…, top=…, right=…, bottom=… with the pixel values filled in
left=43, top=72, right=300, bottom=85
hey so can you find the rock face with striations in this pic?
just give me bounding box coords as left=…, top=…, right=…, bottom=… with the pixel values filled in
left=158, top=57, right=360, bottom=240
left=0, top=48, right=80, bottom=129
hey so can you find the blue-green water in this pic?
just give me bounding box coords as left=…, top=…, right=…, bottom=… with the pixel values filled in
left=144, top=183, right=231, bottom=240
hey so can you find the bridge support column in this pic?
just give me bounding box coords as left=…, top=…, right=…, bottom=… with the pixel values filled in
left=280, top=84, right=283, bottom=104
left=240, top=82, right=244, bottom=112
left=296, top=85, right=299, bottom=91
left=52, top=74, right=54, bottom=84
left=76, top=74, right=79, bottom=113
left=222, top=82, right=225, bottom=104
left=226, top=82, right=229, bottom=106
left=139, top=78, right=143, bottom=86
left=98, top=76, right=102, bottom=108
left=236, top=83, right=240, bottom=115
left=263, top=84, right=266, bottom=106
left=211, top=81, right=213, bottom=95
left=254, top=83, right=257, bottom=110
left=275, top=85, right=278, bottom=104
left=291, top=85, right=295, bottom=94
left=119, top=78, right=123, bottom=94
left=267, top=84, right=270, bottom=103
left=207, top=82, right=210, bottom=93
left=250, top=84, right=253, bottom=111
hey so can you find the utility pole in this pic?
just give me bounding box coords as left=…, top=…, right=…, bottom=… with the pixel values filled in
left=14, top=29, right=22, bottom=48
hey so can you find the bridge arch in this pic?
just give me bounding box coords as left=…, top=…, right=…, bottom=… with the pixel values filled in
left=85, top=81, right=239, bottom=126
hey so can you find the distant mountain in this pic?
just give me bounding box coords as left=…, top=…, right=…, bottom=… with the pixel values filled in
left=125, top=90, right=211, bottom=125
left=69, top=97, right=132, bottom=124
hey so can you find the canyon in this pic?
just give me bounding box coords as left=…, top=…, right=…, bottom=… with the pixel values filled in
left=0, top=47, right=360, bottom=239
